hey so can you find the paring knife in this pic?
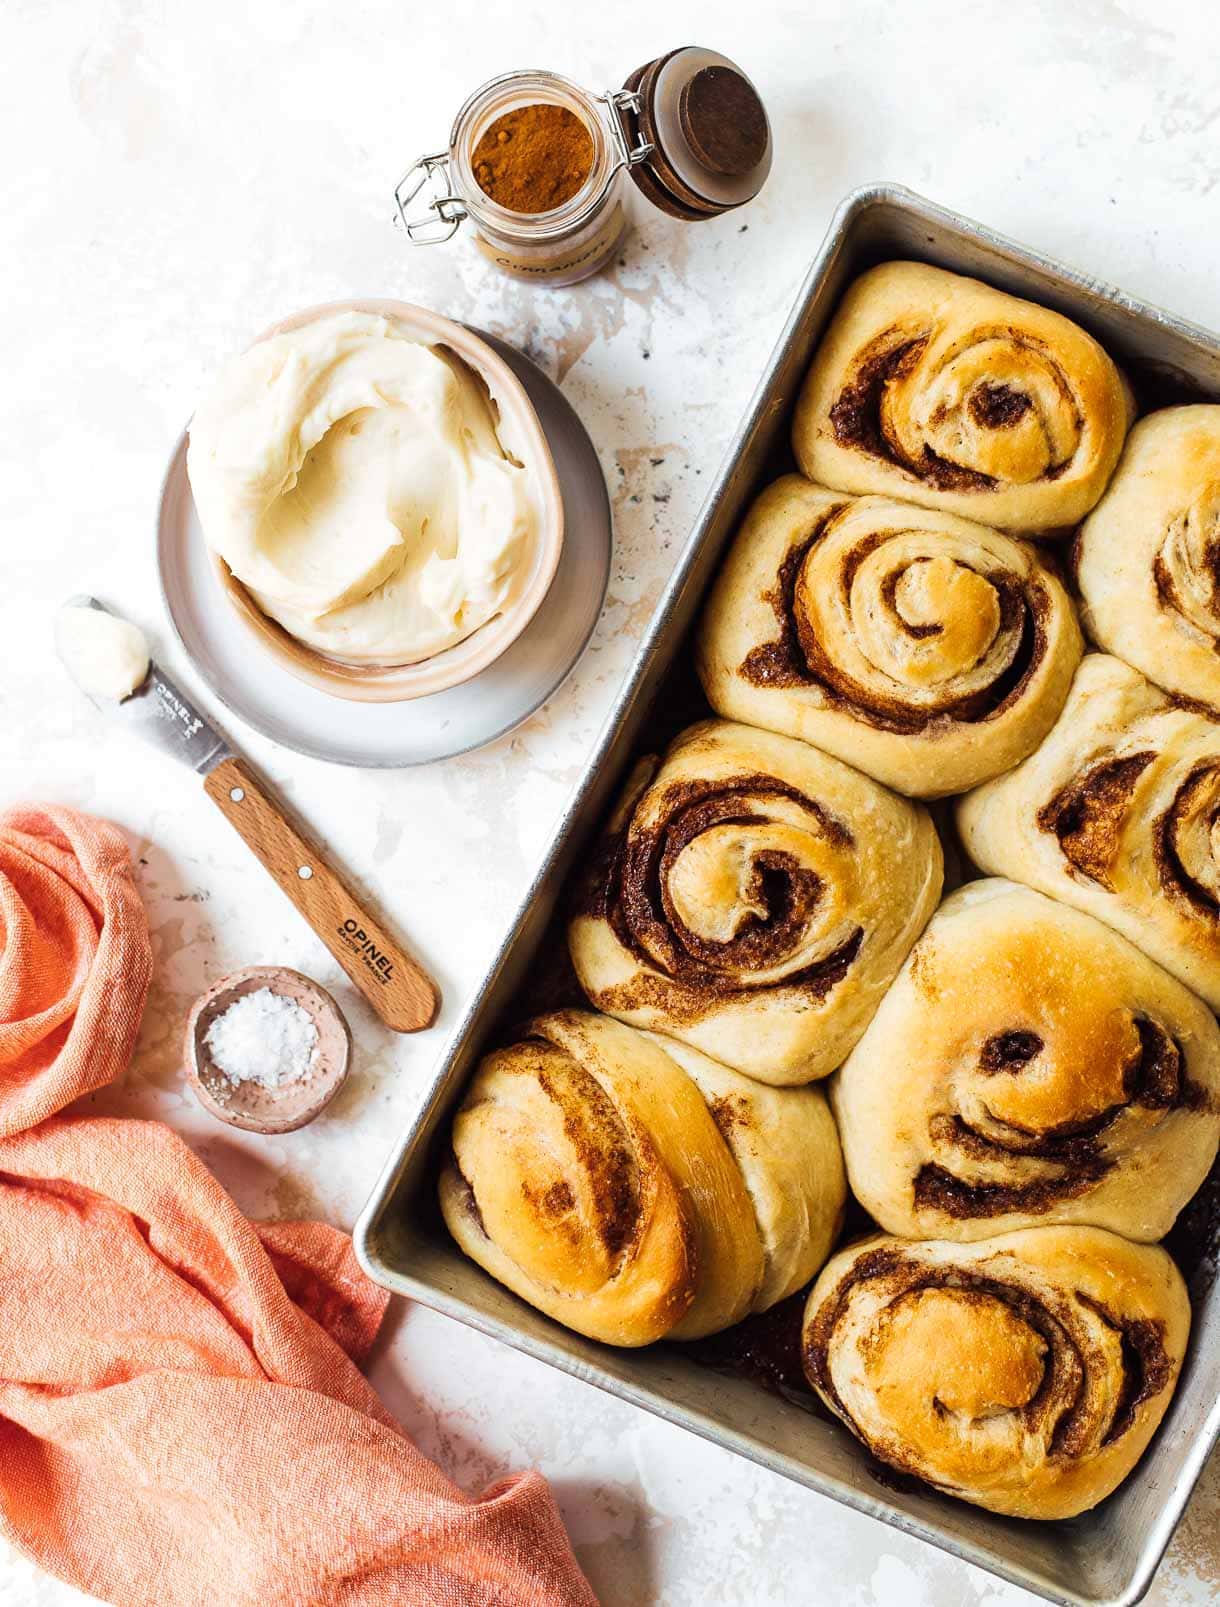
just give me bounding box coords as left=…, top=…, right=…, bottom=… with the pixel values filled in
left=61, top=597, right=439, bottom=1034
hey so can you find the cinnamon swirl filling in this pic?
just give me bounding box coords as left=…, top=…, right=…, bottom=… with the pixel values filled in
left=828, top=324, right=1083, bottom=493
left=1038, top=751, right=1156, bottom=890
left=911, top=1017, right=1194, bottom=1221
left=594, top=774, right=863, bottom=1011
left=568, top=719, right=942, bottom=1084
left=1039, top=745, right=1220, bottom=921
left=800, top=1229, right=1189, bottom=1519
left=806, top=1253, right=1170, bottom=1459
left=739, top=501, right=1051, bottom=735
left=804, top=1247, right=1095, bottom=1442
left=1155, top=760, right=1220, bottom=917
left=1151, top=481, right=1220, bottom=646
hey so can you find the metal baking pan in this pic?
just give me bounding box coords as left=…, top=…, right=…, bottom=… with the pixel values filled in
left=355, top=184, right=1220, bottom=1607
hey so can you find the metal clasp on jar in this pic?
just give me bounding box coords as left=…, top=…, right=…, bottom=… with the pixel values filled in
left=596, top=89, right=654, bottom=177
left=393, top=152, right=468, bottom=244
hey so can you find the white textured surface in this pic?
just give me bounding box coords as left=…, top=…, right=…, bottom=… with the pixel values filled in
left=3, top=1, right=1219, bottom=1603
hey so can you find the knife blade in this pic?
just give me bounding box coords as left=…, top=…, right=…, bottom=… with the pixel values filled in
left=61, top=595, right=232, bottom=775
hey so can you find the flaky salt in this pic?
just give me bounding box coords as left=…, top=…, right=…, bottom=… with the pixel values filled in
left=204, top=988, right=318, bottom=1090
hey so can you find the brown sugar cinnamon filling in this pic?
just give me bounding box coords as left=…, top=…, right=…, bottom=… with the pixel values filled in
left=828, top=323, right=1082, bottom=490
left=802, top=1249, right=1172, bottom=1472
left=969, top=383, right=1033, bottom=430
left=531, top=1048, right=643, bottom=1261
left=912, top=1014, right=1201, bottom=1221
left=580, top=774, right=866, bottom=1021
left=1037, top=751, right=1156, bottom=890
left=1039, top=749, right=1220, bottom=917
left=1155, top=761, right=1220, bottom=916
left=828, top=335, right=929, bottom=464
left=1150, top=486, right=1220, bottom=639
left=739, top=511, right=1050, bottom=734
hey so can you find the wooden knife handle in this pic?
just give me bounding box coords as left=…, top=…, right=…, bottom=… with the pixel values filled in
left=203, top=756, right=439, bottom=1033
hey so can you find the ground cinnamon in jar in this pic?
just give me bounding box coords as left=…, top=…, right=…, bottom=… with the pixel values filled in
left=472, top=102, right=595, bottom=214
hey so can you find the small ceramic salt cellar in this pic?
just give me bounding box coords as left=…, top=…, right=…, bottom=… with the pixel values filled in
left=185, top=966, right=351, bottom=1134
left=395, top=46, right=772, bottom=285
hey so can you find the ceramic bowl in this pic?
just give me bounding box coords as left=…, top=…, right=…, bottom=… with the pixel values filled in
left=185, top=966, right=352, bottom=1134
left=202, top=299, right=565, bottom=704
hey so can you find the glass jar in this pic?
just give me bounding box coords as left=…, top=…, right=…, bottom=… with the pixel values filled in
left=395, top=50, right=772, bottom=287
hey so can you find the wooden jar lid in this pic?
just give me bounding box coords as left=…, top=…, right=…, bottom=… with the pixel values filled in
left=619, top=47, right=771, bottom=222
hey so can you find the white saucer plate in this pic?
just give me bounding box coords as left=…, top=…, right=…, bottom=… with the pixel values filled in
left=157, top=332, right=612, bottom=767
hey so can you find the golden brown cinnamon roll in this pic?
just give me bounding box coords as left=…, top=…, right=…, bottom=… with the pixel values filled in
left=568, top=720, right=942, bottom=1083
left=1077, top=406, right=1220, bottom=708
left=793, top=262, right=1132, bottom=534
left=440, top=1011, right=846, bottom=1345
left=696, top=476, right=1082, bottom=797
left=832, top=880, right=1220, bottom=1242
left=957, top=654, right=1220, bottom=1010
left=802, top=1227, right=1190, bottom=1519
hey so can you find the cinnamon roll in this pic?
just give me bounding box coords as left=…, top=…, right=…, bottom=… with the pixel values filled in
left=568, top=720, right=943, bottom=1083
left=1077, top=406, right=1220, bottom=708
left=440, top=1011, right=847, bottom=1346
left=832, top=880, right=1220, bottom=1242
left=695, top=476, right=1082, bottom=797
left=958, top=654, right=1220, bottom=1010
left=793, top=261, right=1132, bottom=534
left=802, top=1227, right=1190, bottom=1519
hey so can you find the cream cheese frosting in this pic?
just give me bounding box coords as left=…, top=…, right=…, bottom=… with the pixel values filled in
left=186, top=311, right=539, bottom=665
left=57, top=606, right=150, bottom=700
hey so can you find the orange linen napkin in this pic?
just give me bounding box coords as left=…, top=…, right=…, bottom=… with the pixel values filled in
left=0, top=806, right=596, bottom=1607
left=0, top=805, right=151, bottom=1136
